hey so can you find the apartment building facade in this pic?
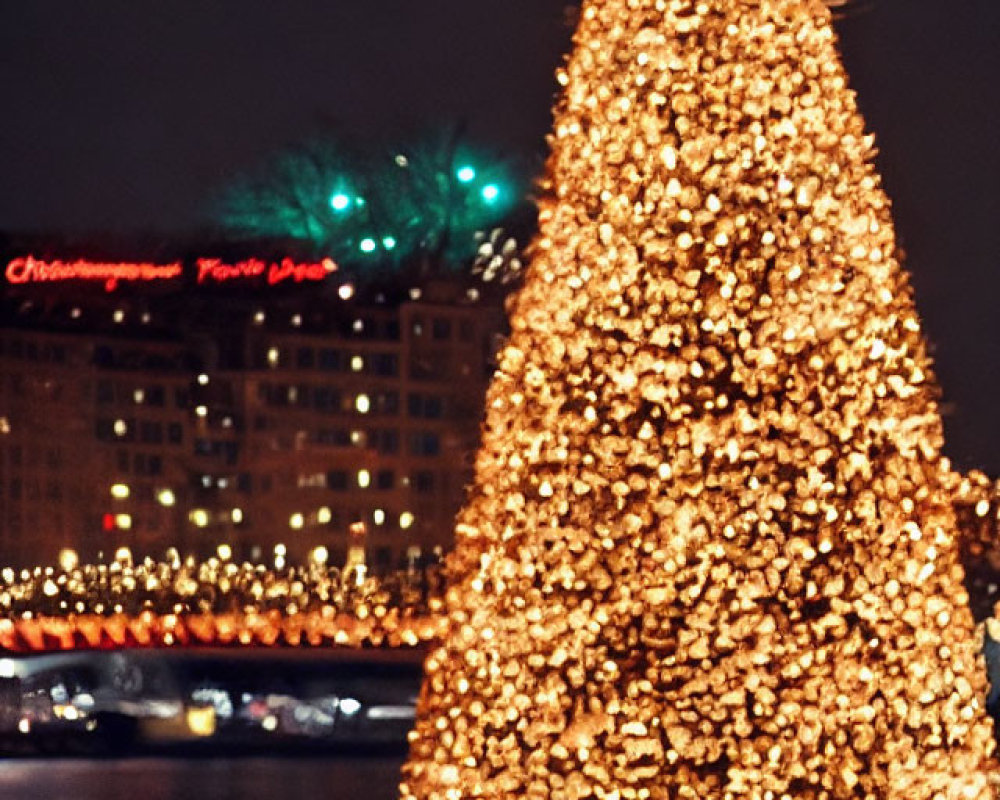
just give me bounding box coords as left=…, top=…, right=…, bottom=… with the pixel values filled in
left=0, top=256, right=504, bottom=569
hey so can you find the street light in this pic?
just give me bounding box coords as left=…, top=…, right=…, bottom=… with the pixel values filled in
left=330, top=192, right=351, bottom=212
left=481, top=183, right=500, bottom=204
left=456, top=165, right=476, bottom=183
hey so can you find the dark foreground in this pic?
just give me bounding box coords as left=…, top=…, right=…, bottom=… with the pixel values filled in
left=0, top=755, right=406, bottom=800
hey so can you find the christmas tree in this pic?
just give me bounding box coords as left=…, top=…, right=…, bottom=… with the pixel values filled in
left=401, top=0, right=997, bottom=796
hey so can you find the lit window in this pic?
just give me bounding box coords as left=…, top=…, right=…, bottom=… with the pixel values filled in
left=195, top=405, right=208, bottom=418
left=217, top=544, right=232, bottom=560
left=254, top=310, right=266, bottom=325
left=317, top=507, right=332, bottom=525
left=197, top=373, right=209, bottom=386
left=289, top=513, right=304, bottom=530
left=373, top=508, right=386, bottom=526
left=400, top=511, right=415, bottom=530
left=274, top=543, right=287, bottom=557
left=133, top=389, right=145, bottom=404
left=338, top=284, right=355, bottom=300
left=141, top=312, right=151, bottom=324
left=231, top=508, right=244, bottom=524
left=70, top=307, right=81, bottom=319
left=291, top=314, right=302, bottom=327
left=113, top=309, right=125, bottom=323
left=409, top=287, right=422, bottom=300
left=311, top=546, right=329, bottom=566
left=355, top=394, right=371, bottom=414
left=110, top=483, right=130, bottom=500
left=267, top=348, right=280, bottom=367
left=113, top=419, right=128, bottom=437
left=357, top=470, right=371, bottom=489
left=190, top=509, right=209, bottom=528
left=351, top=356, right=364, bottom=372
left=157, top=489, right=176, bottom=507
left=115, top=514, right=132, bottom=530
left=353, top=319, right=364, bottom=333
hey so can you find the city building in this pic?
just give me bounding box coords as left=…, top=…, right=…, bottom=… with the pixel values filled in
left=0, top=252, right=505, bottom=570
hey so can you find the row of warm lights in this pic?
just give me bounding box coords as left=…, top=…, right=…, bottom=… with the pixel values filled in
left=0, top=546, right=448, bottom=653
left=110, top=484, right=175, bottom=507
left=184, top=506, right=415, bottom=531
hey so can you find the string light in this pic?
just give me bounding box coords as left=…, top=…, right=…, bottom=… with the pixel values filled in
left=0, top=553, right=447, bottom=652
left=400, top=0, right=996, bottom=796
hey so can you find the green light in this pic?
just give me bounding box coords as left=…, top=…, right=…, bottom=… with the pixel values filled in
left=456, top=165, right=476, bottom=183
left=359, top=237, right=377, bottom=253
left=355, top=196, right=366, bottom=207
left=481, top=183, right=500, bottom=203
left=382, top=236, right=397, bottom=250
left=330, top=193, right=351, bottom=212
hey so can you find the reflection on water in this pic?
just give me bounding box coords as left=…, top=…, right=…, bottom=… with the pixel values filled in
left=0, top=756, right=405, bottom=800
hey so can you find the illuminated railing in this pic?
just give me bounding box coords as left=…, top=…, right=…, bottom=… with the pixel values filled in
left=0, top=557, right=447, bottom=653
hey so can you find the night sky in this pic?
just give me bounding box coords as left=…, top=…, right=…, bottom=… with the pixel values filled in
left=0, top=0, right=997, bottom=473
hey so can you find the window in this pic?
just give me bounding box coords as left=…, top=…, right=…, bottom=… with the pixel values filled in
left=374, top=354, right=398, bottom=376
left=147, top=385, right=166, bottom=407
left=140, top=422, right=163, bottom=444
left=432, top=318, right=452, bottom=340
left=319, top=349, right=341, bottom=370
left=375, top=392, right=399, bottom=415
left=297, top=347, right=315, bottom=369
left=96, top=379, right=115, bottom=404
left=314, top=387, right=340, bottom=413
left=373, top=429, right=399, bottom=454
left=317, top=428, right=351, bottom=447
left=415, top=471, right=435, bottom=493
left=408, top=393, right=443, bottom=419
left=410, top=432, right=441, bottom=457
left=168, top=423, right=183, bottom=444
left=376, top=470, right=394, bottom=490
left=327, top=470, right=348, bottom=491
left=459, top=320, right=475, bottom=341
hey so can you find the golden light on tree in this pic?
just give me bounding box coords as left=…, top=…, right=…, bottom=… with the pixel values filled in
left=400, top=0, right=997, bottom=797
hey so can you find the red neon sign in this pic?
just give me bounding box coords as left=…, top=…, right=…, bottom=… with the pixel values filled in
left=5, top=255, right=338, bottom=292
left=195, top=257, right=337, bottom=286
left=6, top=256, right=183, bottom=292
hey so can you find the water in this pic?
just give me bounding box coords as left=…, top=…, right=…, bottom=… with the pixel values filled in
left=0, top=756, right=406, bottom=800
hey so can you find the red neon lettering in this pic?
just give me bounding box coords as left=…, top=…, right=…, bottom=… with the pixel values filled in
left=5, top=256, right=335, bottom=290
left=196, top=258, right=267, bottom=284
left=4, top=256, right=183, bottom=292
left=267, top=258, right=337, bottom=286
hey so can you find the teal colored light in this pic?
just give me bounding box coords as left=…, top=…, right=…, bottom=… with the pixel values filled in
left=456, top=165, right=476, bottom=183
left=355, top=196, right=366, bottom=207
left=330, top=193, right=351, bottom=212
left=382, top=236, right=397, bottom=250
left=481, top=183, right=500, bottom=203
left=359, top=237, right=377, bottom=253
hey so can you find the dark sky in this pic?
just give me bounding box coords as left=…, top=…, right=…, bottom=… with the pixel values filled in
left=0, top=0, right=997, bottom=473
